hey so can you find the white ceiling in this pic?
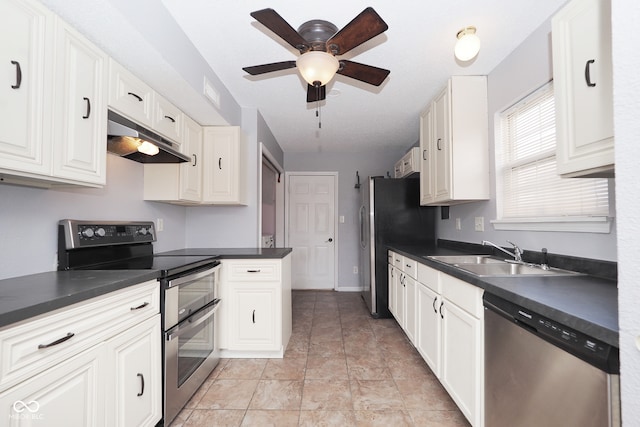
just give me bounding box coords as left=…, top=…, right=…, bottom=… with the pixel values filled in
left=160, top=0, right=566, bottom=153
left=43, top=0, right=566, bottom=154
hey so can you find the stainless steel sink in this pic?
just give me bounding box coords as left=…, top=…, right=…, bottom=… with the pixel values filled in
left=426, top=255, right=506, bottom=265
left=454, top=262, right=581, bottom=277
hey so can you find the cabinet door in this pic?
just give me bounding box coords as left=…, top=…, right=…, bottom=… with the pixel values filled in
left=388, top=264, right=396, bottom=316
left=108, top=59, right=153, bottom=127
left=179, top=115, right=203, bottom=202
left=202, top=126, right=247, bottom=205
left=395, top=273, right=406, bottom=329
left=403, top=275, right=417, bottom=345
left=51, top=20, right=106, bottom=185
left=228, top=284, right=278, bottom=351
left=0, top=0, right=53, bottom=175
left=0, top=343, right=106, bottom=427
left=441, top=300, right=482, bottom=426
left=419, top=106, right=434, bottom=204
left=553, top=0, right=614, bottom=177
left=106, top=315, right=161, bottom=427
left=433, top=87, right=451, bottom=201
left=153, top=94, right=183, bottom=144
left=416, top=282, right=441, bottom=377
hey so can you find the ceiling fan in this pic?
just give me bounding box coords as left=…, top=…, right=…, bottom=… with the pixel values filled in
left=242, top=7, right=390, bottom=103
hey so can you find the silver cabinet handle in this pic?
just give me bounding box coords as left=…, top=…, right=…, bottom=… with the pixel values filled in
left=38, top=332, right=74, bottom=349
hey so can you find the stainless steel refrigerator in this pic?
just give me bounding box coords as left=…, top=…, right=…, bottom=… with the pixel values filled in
left=359, top=176, right=436, bottom=318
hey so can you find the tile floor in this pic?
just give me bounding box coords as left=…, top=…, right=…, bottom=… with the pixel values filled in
left=170, top=290, right=471, bottom=427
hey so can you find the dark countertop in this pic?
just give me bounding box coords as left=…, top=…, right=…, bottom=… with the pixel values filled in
left=0, top=270, right=159, bottom=329
left=390, top=244, right=618, bottom=347
left=156, top=247, right=293, bottom=259
left=0, top=248, right=292, bottom=330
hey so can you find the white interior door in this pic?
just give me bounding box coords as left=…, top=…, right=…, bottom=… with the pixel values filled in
left=287, top=174, right=336, bottom=290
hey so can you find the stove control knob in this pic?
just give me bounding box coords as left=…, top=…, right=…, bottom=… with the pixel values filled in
left=81, top=228, right=94, bottom=238
left=138, top=227, right=148, bottom=236
left=95, top=228, right=106, bottom=238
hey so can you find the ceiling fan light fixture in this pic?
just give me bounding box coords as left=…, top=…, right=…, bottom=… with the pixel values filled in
left=454, top=26, right=481, bottom=61
left=296, top=51, right=339, bottom=86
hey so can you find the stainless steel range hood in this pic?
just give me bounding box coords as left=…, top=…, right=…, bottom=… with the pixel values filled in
left=107, top=110, right=190, bottom=163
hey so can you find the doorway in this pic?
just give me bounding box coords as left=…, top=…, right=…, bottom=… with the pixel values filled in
left=259, top=144, right=284, bottom=248
left=286, top=173, right=338, bottom=290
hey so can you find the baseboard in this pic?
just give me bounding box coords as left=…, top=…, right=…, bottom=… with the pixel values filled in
left=335, top=286, right=363, bottom=292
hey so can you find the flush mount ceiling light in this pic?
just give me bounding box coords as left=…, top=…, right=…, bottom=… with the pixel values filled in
left=455, top=26, right=481, bottom=61
left=296, top=51, right=340, bottom=87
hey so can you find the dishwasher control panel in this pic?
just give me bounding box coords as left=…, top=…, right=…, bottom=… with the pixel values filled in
left=484, top=293, right=619, bottom=373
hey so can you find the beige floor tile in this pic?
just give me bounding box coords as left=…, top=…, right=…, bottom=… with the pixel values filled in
left=305, top=356, right=348, bottom=379
left=308, top=339, right=345, bottom=357
left=168, top=407, right=193, bottom=427
left=348, top=366, right=394, bottom=381
left=298, top=410, right=357, bottom=427
left=240, top=410, right=300, bottom=427
left=395, top=377, right=458, bottom=411
left=217, top=359, right=267, bottom=380
left=301, top=379, right=353, bottom=410
left=248, top=379, right=303, bottom=410
left=408, top=409, right=471, bottom=426
left=262, top=357, right=307, bottom=380
left=354, top=409, right=414, bottom=427
left=197, top=379, right=258, bottom=410
left=183, top=409, right=245, bottom=427
left=350, top=379, right=405, bottom=411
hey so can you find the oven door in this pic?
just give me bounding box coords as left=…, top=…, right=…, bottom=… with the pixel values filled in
left=164, top=298, right=220, bottom=425
left=164, top=263, right=219, bottom=330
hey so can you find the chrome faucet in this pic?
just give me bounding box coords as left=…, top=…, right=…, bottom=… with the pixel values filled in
left=482, top=240, right=523, bottom=262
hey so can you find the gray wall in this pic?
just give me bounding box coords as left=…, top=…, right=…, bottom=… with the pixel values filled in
left=436, top=18, right=617, bottom=261
left=0, top=155, right=188, bottom=280
left=284, top=149, right=407, bottom=289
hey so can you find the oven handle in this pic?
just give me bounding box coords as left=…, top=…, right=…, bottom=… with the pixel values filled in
left=166, top=263, right=219, bottom=289
left=166, top=299, right=220, bottom=341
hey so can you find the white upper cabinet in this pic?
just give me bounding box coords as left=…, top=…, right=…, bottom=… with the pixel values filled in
left=51, top=19, right=107, bottom=185
left=420, top=76, right=489, bottom=205
left=107, top=58, right=154, bottom=128
left=553, top=0, right=614, bottom=177
left=0, top=0, right=53, bottom=177
left=152, top=94, right=183, bottom=145
left=0, top=0, right=107, bottom=188
left=202, top=126, right=247, bottom=205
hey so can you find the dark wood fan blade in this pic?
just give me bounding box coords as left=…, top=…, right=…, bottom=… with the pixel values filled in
left=307, top=84, right=326, bottom=103
left=337, top=60, right=389, bottom=86
left=250, top=9, right=308, bottom=52
left=243, top=61, right=297, bottom=75
left=326, top=7, right=388, bottom=55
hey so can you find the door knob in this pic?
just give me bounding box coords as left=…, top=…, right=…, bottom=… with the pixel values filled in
left=326, top=238, right=333, bottom=242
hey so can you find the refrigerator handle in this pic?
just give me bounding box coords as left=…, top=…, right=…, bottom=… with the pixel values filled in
left=359, top=205, right=366, bottom=249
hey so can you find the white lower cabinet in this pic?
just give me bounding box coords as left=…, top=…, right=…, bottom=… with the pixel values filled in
left=218, top=255, right=292, bottom=358
left=395, top=255, right=484, bottom=427
left=106, top=314, right=162, bottom=427
left=0, top=342, right=106, bottom=426
left=0, top=280, right=161, bottom=427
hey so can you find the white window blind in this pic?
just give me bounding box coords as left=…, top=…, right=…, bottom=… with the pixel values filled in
left=497, top=82, right=609, bottom=224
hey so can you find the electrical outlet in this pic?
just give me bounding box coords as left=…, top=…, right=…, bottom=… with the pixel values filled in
left=339, top=215, right=345, bottom=224
left=474, top=217, right=484, bottom=232
left=455, top=218, right=462, bottom=230
left=353, top=266, right=358, bottom=274
left=156, top=218, right=164, bottom=232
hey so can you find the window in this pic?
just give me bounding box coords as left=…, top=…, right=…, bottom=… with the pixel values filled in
left=493, top=82, right=611, bottom=233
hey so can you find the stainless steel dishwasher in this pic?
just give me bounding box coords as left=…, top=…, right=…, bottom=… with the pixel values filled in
left=483, top=293, right=620, bottom=427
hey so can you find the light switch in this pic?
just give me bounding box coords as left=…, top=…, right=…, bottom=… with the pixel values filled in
left=339, top=215, right=345, bottom=223
left=474, top=217, right=484, bottom=232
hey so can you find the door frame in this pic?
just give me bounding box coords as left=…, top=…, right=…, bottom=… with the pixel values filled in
left=285, top=171, right=339, bottom=291
left=258, top=143, right=285, bottom=248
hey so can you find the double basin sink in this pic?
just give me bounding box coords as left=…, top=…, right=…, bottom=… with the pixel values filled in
left=425, top=255, right=581, bottom=277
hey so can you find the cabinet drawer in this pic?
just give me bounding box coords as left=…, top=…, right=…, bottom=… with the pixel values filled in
left=392, top=252, right=403, bottom=270
left=417, top=262, right=440, bottom=293
left=441, top=274, right=483, bottom=318
left=0, top=280, right=159, bottom=391
left=224, top=261, right=281, bottom=282
left=108, top=59, right=154, bottom=126
left=402, top=256, right=418, bottom=279
left=153, top=94, right=183, bottom=144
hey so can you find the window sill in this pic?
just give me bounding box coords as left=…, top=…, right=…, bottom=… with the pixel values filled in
left=491, top=216, right=612, bottom=233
